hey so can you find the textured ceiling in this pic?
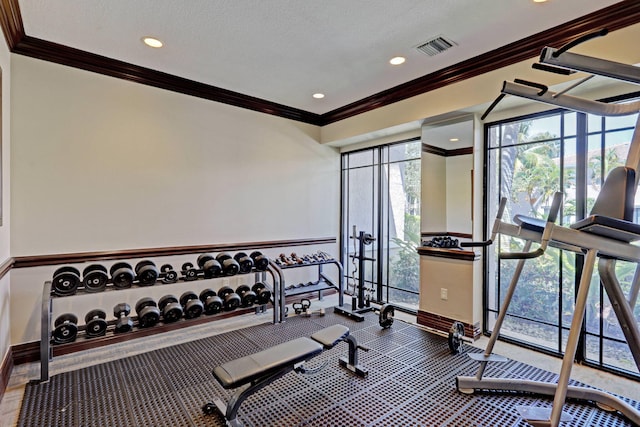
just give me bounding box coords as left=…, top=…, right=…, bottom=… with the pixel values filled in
left=18, top=0, right=624, bottom=115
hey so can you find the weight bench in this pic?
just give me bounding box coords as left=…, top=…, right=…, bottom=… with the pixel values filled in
left=202, top=324, right=368, bottom=427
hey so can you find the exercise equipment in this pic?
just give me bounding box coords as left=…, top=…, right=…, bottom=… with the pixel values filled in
left=234, top=252, right=254, bottom=274
left=82, top=264, right=108, bottom=292
left=202, top=324, right=368, bottom=426
left=292, top=298, right=311, bottom=315
left=216, top=253, right=240, bottom=276
left=110, top=262, right=135, bottom=289
left=135, top=297, right=161, bottom=328
left=181, top=262, right=199, bottom=281
left=235, top=285, right=257, bottom=307
left=249, top=251, right=270, bottom=271
left=218, top=286, right=241, bottom=311
left=158, top=295, right=183, bottom=323
left=180, top=291, right=205, bottom=319
left=200, top=288, right=224, bottom=315
left=135, top=260, right=159, bottom=286
left=52, top=266, right=80, bottom=296
left=423, top=236, right=459, bottom=249
left=160, top=264, right=179, bottom=284
left=378, top=304, right=394, bottom=329
left=448, top=321, right=467, bottom=354
left=251, top=282, right=272, bottom=305
left=197, top=254, right=222, bottom=278
left=113, top=303, right=133, bottom=333
left=84, top=309, right=108, bottom=338
left=52, top=313, right=78, bottom=344
left=463, top=30, right=640, bottom=427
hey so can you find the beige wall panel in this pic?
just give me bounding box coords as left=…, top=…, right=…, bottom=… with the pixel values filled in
left=420, top=154, right=446, bottom=232
left=0, top=32, right=11, bottom=366
left=446, top=154, right=473, bottom=234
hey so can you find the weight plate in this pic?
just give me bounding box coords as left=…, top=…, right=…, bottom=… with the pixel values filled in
left=84, top=309, right=107, bottom=324
left=197, top=254, right=214, bottom=268
left=184, top=300, right=204, bottom=319
left=135, top=260, right=155, bottom=275
left=85, top=318, right=108, bottom=337
left=53, top=266, right=81, bottom=278
left=203, top=295, right=223, bottom=315
left=240, top=290, right=257, bottom=307
left=82, top=268, right=108, bottom=293
left=223, top=293, right=241, bottom=311
left=199, top=288, right=216, bottom=301
left=163, top=270, right=179, bottom=284
left=379, top=304, right=395, bottom=329
left=181, top=262, right=194, bottom=271
left=110, top=262, right=132, bottom=277
left=202, top=259, right=222, bottom=278
left=52, top=323, right=78, bottom=344
left=252, top=282, right=266, bottom=292
left=52, top=270, right=81, bottom=296
left=111, top=266, right=134, bottom=289
left=135, top=297, right=157, bottom=315
left=236, top=285, right=250, bottom=295
left=216, top=252, right=232, bottom=263
left=235, top=253, right=254, bottom=274
left=137, top=264, right=159, bottom=286
left=222, top=259, right=240, bottom=276
left=158, top=294, right=179, bottom=311
left=255, top=288, right=272, bottom=305
left=180, top=291, right=198, bottom=307
left=160, top=263, right=174, bottom=273
left=448, top=321, right=465, bottom=354
left=138, top=306, right=160, bottom=328
left=54, top=313, right=78, bottom=328
left=82, top=264, right=107, bottom=276
left=250, top=252, right=270, bottom=271
left=163, top=303, right=183, bottom=323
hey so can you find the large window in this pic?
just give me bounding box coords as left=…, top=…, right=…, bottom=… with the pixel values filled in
left=341, top=138, right=421, bottom=310
left=486, top=106, right=640, bottom=379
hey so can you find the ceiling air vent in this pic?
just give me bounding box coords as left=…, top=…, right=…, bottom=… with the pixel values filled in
left=415, top=35, right=457, bottom=57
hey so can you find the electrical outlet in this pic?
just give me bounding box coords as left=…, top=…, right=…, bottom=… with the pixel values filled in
left=440, top=288, right=448, bottom=300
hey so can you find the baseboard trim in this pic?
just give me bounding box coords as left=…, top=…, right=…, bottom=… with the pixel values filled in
left=417, top=310, right=480, bottom=340
left=0, top=347, right=14, bottom=403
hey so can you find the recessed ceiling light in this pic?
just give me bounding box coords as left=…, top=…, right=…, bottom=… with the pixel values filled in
left=533, top=0, right=548, bottom=3
left=389, top=56, right=406, bottom=65
left=449, top=138, right=459, bottom=142
left=313, top=93, right=325, bottom=99
left=142, top=36, right=163, bottom=48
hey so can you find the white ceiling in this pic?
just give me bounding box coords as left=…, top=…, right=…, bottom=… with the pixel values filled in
left=18, top=0, right=623, bottom=115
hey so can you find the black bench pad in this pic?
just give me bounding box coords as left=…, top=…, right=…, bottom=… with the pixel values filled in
left=514, top=214, right=546, bottom=233
left=213, top=337, right=323, bottom=389
left=311, top=324, right=349, bottom=349
left=571, top=215, right=640, bottom=242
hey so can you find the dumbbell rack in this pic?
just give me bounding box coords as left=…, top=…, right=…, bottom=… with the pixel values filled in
left=269, top=258, right=343, bottom=323
left=37, top=267, right=281, bottom=383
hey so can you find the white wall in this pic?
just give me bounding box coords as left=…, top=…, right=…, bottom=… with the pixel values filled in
left=446, top=154, right=473, bottom=234
left=9, top=55, right=341, bottom=344
left=420, top=153, right=446, bottom=232
left=0, top=30, right=11, bottom=371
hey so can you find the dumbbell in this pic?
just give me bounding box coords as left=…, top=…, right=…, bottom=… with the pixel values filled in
left=113, top=303, right=134, bottom=333
left=216, top=253, right=240, bottom=276
left=85, top=309, right=108, bottom=338
left=135, top=260, right=159, bottom=286
left=158, top=295, right=183, bottom=323
left=199, top=289, right=223, bottom=315
left=110, top=262, right=135, bottom=289
left=236, top=285, right=257, bottom=307
left=197, top=254, right=222, bottom=278
left=217, top=286, right=241, bottom=311
left=160, top=264, right=179, bottom=284
left=52, top=266, right=81, bottom=296
left=250, top=251, right=270, bottom=271
left=181, top=262, right=199, bottom=281
left=180, top=291, right=205, bottom=319
left=82, top=264, right=109, bottom=293
left=135, top=297, right=161, bottom=328
left=234, top=252, right=254, bottom=274
left=52, top=313, right=78, bottom=344
left=252, top=282, right=272, bottom=305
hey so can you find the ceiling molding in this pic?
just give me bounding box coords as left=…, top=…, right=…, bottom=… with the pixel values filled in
left=1, top=1, right=639, bottom=127
left=319, top=1, right=640, bottom=125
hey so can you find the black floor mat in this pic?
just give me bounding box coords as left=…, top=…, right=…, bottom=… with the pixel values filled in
left=17, top=311, right=640, bottom=426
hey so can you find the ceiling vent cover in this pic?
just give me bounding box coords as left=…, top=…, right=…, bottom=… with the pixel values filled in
left=415, top=35, right=457, bottom=57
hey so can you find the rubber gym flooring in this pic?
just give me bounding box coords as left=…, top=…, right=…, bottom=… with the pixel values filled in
left=17, top=311, right=640, bottom=427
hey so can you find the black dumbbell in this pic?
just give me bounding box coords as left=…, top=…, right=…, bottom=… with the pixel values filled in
left=180, top=291, right=205, bottom=319
left=114, top=303, right=134, bottom=333
left=110, top=262, right=135, bottom=289
left=199, top=288, right=223, bottom=315
left=158, top=295, right=183, bottom=323
left=135, top=297, right=161, bottom=328
left=82, top=264, right=108, bottom=293
left=218, top=285, right=241, bottom=311
left=236, top=285, right=257, bottom=307
left=52, top=266, right=81, bottom=296
left=181, top=262, right=199, bottom=281
left=135, top=260, right=159, bottom=286
left=234, top=252, right=254, bottom=274
left=52, top=313, right=78, bottom=344
left=85, top=309, right=108, bottom=338
left=252, top=282, right=272, bottom=305
left=250, top=251, right=270, bottom=271
left=216, top=253, right=240, bottom=276
left=160, top=264, right=179, bottom=284
left=197, top=254, right=222, bottom=279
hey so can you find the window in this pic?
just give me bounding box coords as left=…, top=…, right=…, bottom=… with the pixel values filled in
left=341, top=138, right=421, bottom=310
left=486, top=105, right=640, bottom=379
